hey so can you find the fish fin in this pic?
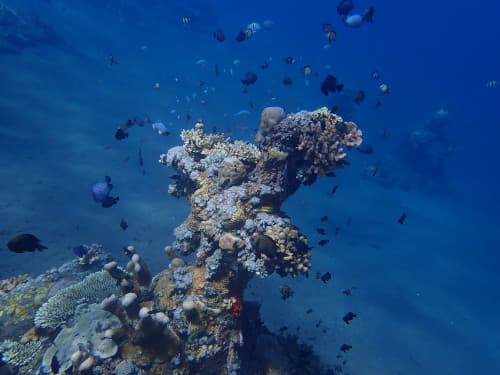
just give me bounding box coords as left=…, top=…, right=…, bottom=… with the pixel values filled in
left=37, top=244, right=48, bottom=251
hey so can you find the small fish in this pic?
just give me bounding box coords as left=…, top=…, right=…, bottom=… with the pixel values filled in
left=50, top=353, right=60, bottom=374
left=247, top=22, right=261, bottom=33
left=381, top=129, right=387, bottom=138
left=379, top=83, right=390, bottom=94
left=375, top=100, right=382, bottom=108
left=235, top=30, right=246, bottom=42
left=180, top=16, right=191, bottom=25
left=321, top=272, right=332, bottom=283
left=284, top=56, right=295, bottom=64
left=323, top=23, right=334, bottom=33
left=7, top=234, right=47, bottom=253
left=344, top=14, right=363, bottom=28
left=485, top=80, right=497, bottom=88
left=213, top=28, right=225, bottom=42
left=315, top=320, right=322, bottom=328
left=342, top=288, right=352, bottom=296
left=362, top=7, right=375, bottom=23
left=398, top=213, right=407, bottom=224
left=353, top=90, right=366, bottom=104
left=138, top=147, right=144, bottom=167
left=114, top=127, right=128, bottom=140
left=241, top=72, right=258, bottom=86
left=331, top=185, right=339, bottom=194
left=337, top=0, right=354, bottom=16
left=215, top=64, right=220, bottom=76
left=261, top=60, right=270, bottom=69
left=320, top=75, right=344, bottom=96
left=367, top=165, right=378, bottom=176
left=306, top=308, right=314, bottom=314
left=320, top=215, right=329, bottom=222
left=108, top=54, right=119, bottom=65
left=282, top=76, right=293, bottom=85
left=340, top=344, right=352, bottom=352
left=152, top=121, right=169, bottom=135
left=342, top=311, right=357, bottom=324
left=279, top=326, right=289, bottom=333
left=334, top=227, right=340, bottom=235
left=317, top=228, right=327, bottom=235
left=302, top=65, right=312, bottom=76
left=371, top=70, right=380, bottom=79
left=101, top=196, right=119, bottom=208
left=325, top=30, right=337, bottom=42
left=318, top=239, right=330, bottom=246
left=120, top=219, right=128, bottom=231
left=73, top=245, right=88, bottom=257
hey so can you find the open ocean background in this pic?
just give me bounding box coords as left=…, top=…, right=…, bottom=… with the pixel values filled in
left=1, top=0, right=499, bottom=374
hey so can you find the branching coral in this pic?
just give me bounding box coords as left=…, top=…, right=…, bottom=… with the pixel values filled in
left=34, top=270, right=121, bottom=329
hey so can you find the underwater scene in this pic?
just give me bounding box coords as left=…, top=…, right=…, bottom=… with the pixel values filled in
left=1, top=0, right=499, bottom=374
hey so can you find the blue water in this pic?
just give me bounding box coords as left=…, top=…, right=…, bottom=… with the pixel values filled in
left=1, top=0, right=499, bottom=373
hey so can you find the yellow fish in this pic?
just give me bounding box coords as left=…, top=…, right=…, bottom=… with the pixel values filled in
left=486, top=80, right=497, bottom=88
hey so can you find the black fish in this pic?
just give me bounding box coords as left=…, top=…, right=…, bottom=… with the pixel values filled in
left=279, top=326, right=289, bottom=332
left=381, top=129, right=387, bottom=139
left=318, top=239, right=330, bottom=246
left=7, top=234, right=47, bottom=253
left=50, top=354, right=60, bottom=374
left=120, top=219, right=128, bottom=231
left=337, top=0, right=355, bottom=16
left=108, top=54, right=119, bottom=65
left=315, top=320, right=322, bottom=328
left=334, top=227, right=341, bottom=235
left=73, top=245, right=88, bottom=257
left=321, top=272, right=332, bottom=283
left=306, top=308, right=314, bottom=314
left=375, top=100, right=382, bottom=108
left=342, top=288, right=352, bottom=296
left=138, top=147, right=144, bottom=167
left=363, top=7, right=375, bottom=23
left=215, top=64, right=220, bottom=76
left=357, top=143, right=374, bottom=154
left=320, top=215, right=329, bottom=222
left=340, top=344, right=352, bottom=352
left=284, top=56, right=295, bottom=64
left=320, top=74, right=343, bottom=96
left=261, top=60, right=270, bottom=69
left=235, top=30, right=246, bottom=42
left=331, top=185, right=339, bottom=195
left=241, top=72, right=258, bottom=86
left=371, top=166, right=378, bottom=176
left=102, top=196, right=119, bottom=208
left=114, top=127, right=128, bottom=140
left=282, top=76, right=293, bottom=85
left=213, top=28, right=225, bottom=42
left=317, top=228, right=327, bottom=235
left=398, top=213, right=407, bottom=224
left=353, top=90, right=365, bottom=104
left=330, top=105, right=339, bottom=114
left=342, top=311, right=357, bottom=324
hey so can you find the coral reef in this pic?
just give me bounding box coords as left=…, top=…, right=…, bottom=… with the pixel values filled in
left=0, top=107, right=360, bottom=375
